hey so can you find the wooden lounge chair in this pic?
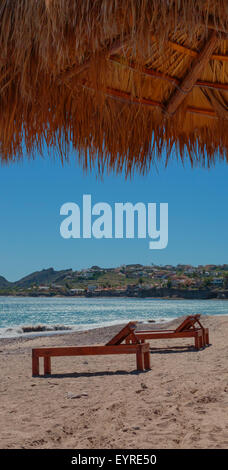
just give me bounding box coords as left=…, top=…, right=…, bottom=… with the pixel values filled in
left=125, top=315, right=209, bottom=350
left=32, top=322, right=151, bottom=376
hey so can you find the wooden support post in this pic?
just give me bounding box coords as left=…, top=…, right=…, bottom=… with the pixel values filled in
left=144, top=351, right=151, bottom=370
left=202, top=331, right=205, bottom=347
left=202, top=334, right=205, bottom=348
left=136, top=346, right=144, bottom=371
left=165, top=31, right=218, bottom=115
left=32, top=351, right=39, bottom=376
left=195, top=333, right=200, bottom=350
left=44, top=356, right=51, bottom=375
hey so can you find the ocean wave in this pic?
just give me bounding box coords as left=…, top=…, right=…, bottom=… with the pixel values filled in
left=21, top=324, right=73, bottom=333
left=0, top=324, right=73, bottom=338
left=0, top=317, right=172, bottom=339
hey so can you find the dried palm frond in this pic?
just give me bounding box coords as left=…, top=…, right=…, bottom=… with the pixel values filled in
left=0, top=0, right=228, bottom=174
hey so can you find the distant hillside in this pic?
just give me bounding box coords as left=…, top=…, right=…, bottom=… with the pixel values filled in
left=1, top=263, right=228, bottom=296
left=15, top=268, right=72, bottom=287
left=0, top=275, right=11, bottom=288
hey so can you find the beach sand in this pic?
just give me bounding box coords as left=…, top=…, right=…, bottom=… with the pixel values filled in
left=0, top=315, right=227, bottom=449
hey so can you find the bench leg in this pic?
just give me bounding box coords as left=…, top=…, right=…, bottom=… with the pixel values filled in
left=195, top=334, right=200, bottom=350
left=32, top=351, right=39, bottom=376
left=201, top=332, right=205, bottom=347
left=44, top=356, right=51, bottom=375
left=205, top=328, right=209, bottom=345
left=136, top=348, right=144, bottom=371
left=144, top=351, right=151, bottom=370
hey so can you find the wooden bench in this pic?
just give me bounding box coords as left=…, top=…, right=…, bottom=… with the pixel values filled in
left=127, top=329, right=204, bottom=349
left=125, top=315, right=209, bottom=350
left=32, top=322, right=151, bottom=376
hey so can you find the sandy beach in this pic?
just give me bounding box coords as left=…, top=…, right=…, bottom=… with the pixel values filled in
left=0, top=315, right=227, bottom=449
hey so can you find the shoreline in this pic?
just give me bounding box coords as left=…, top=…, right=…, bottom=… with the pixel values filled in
left=1, top=313, right=228, bottom=344
left=1, top=294, right=228, bottom=300
left=1, top=312, right=228, bottom=341
left=0, top=317, right=171, bottom=341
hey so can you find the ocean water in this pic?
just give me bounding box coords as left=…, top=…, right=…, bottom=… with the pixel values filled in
left=0, top=296, right=227, bottom=339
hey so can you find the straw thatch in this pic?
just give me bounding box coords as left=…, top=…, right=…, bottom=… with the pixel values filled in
left=0, top=0, right=228, bottom=174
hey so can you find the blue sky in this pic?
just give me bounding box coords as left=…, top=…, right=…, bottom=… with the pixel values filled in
left=0, top=150, right=227, bottom=282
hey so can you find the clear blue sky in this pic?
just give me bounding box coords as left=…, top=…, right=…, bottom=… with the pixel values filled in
left=0, top=149, right=227, bottom=282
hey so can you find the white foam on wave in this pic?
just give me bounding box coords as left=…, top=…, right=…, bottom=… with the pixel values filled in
left=0, top=327, right=24, bottom=338
left=0, top=324, right=73, bottom=339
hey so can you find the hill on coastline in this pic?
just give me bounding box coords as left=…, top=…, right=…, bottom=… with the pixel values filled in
left=0, top=268, right=72, bottom=288
left=0, top=275, right=11, bottom=288
left=0, top=264, right=228, bottom=300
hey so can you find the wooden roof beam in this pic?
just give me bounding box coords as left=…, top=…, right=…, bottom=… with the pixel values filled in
left=79, top=80, right=225, bottom=119
left=187, top=106, right=217, bottom=118
left=197, top=14, right=228, bottom=38
left=153, top=36, right=228, bottom=63
left=80, top=82, right=164, bottom=111
left=109, top=56, right=228, bottom=92
left=173, top=9, right=228, bottom=38
left=59, top=36, right=130, bottom=82
left=109, top=56, right=179, bottom=85
left=165, top=31, right=218, bottom=116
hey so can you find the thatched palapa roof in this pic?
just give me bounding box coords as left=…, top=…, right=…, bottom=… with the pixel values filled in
left=0, top=0, right=228, bottom=174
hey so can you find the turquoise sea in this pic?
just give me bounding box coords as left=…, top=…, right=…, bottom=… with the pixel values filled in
left=0, top=296, right=227, bottom=339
